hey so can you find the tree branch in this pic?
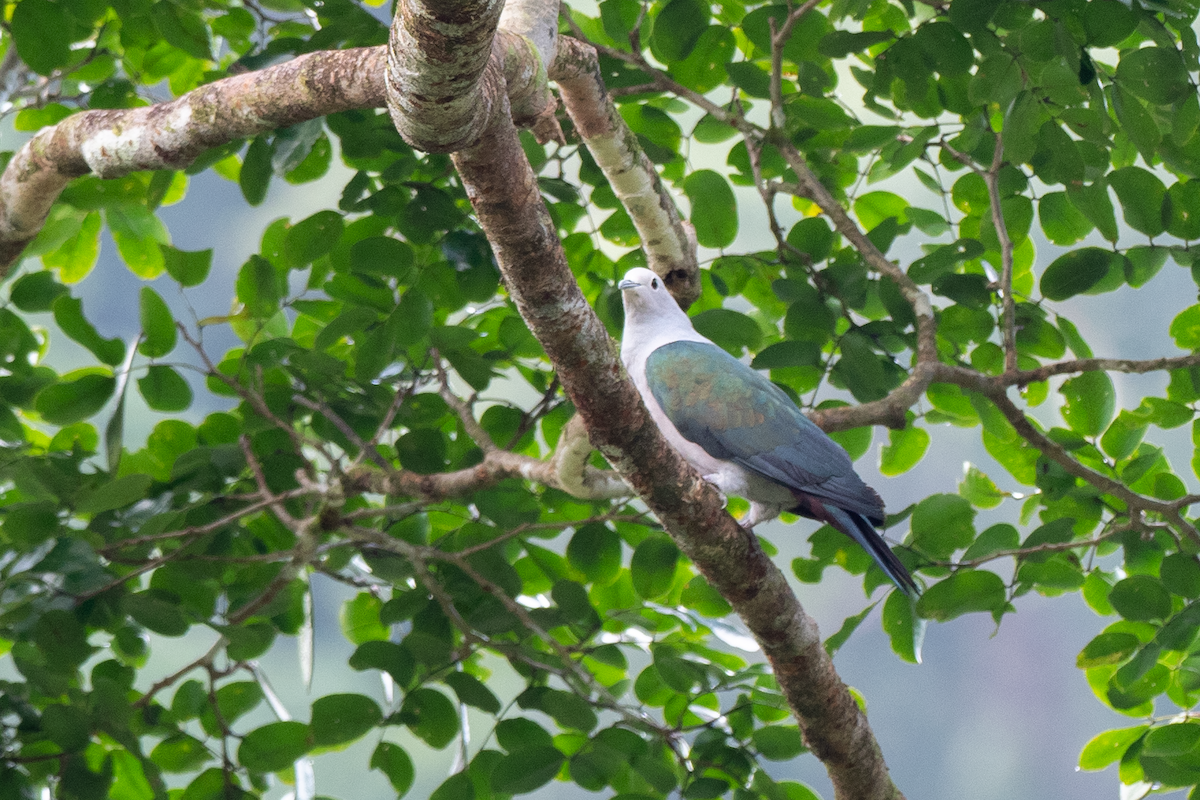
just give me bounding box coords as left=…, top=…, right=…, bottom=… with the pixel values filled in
left=0, top=46, right=387, bottom=274
left=550, top=37, right=700, bottom=307
left=386, top=5, right=906, bottom=798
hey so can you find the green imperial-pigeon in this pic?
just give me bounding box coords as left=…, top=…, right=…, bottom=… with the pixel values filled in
left=618, top=267, right=918, bottom=597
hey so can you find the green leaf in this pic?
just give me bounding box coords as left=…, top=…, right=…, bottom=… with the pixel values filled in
left=1079, top=726, right=1148, bottom=771
left=443, top=672, right=502, bottom=714
left=349, top=640, right=415, bottom=687
left=683, top=170, right=737, bottom=248
left=725, top=62, right=771, bottom=98
left=310, top=694, right=382, bottom=747
left=11, top=0, right=71, bottom=75
left=54, top=296, right=125, bottom=365
left=958, top=465, right=1005, bottom=509
left=351, top=236, right=414, bottom=280
left=400, top=688, right=459, bottom=750
left=1171, top=305, right=1200, bottom=349
left=126, top=589, right=190, bottom=636
left=11, top=271, right=69, bottom=312
left=1038, top=192, right=1093, bottom=246
left=40, top=703, right=92, bottom=753
left=240, top=136, right=273, bottom=205
left=496, top=718, right=554, bottom=752
left=150, top=734, right=212, bottom=773
left=1116, top=47, right=1191, bottom=105
left=490, top=746, right=565, bottom=795
left=138, top=288, right=177, bottom=358
left=786, top=218, right=834, bottom=262
left=1161, top=554, right=1200, bottom=599
left=854, top=191, right=908, bottom=230
left=430, top=772, right=476, bottom=800
left=1067, top=182, right=1119, bottom=242
left=691, top=309, right=761, bottom=355
left=162, top=245, right=213, bottom=287
left=76, top=473, right=153, bottom=515
left=237, top=255, right=282, bottom=318
left=1083, top=0, right=1139, bottom=46
left=1060, top=371, right=1115, bottom=437
left=883, top=590, right=924, bottom=664
left=1144, top=721, right=1200, bottom=757
left=238, top=721, right=312, bottom=773
left=879, top=422, right=929, bottom=476
left=651, top=0, right=710, bottom=62
left=1108, top=167, right=1167, bottom=238
left=819, top=29, right=895, bottom=57
left=751, top=726, right=806, bottom=760
left=566, top=523, right=622, bottom=586
left=107, top=205, right=169, bottom=278
left=284, top=210, right=344, bottom=267
left=962, top=523, right=1019, bottom=561
left=1124, top=246, right=1167, bottom=288
left=390, top=289, right=434, bottom=348
left=834, top=330, right=893, bottom=402
left=2, top=502, right=60, bottom=547
left=43, top=209, right=101, bottom=282
left=751, top=341, right=821, bottom=370
left=371, top=742, right=415, bottom=797
left=150, top=0, right=213, bottom=59
left=138, top=365, right=193, bottom=411
left=1100, top=411, right=1147, bottom=461
left=631, top=536, right=681, bottom=600
left=339, top=592, right=388, bottom=644
left=1077, top=631, right=1140, bottom=668
left=1040, top=248, right=1119, bottom=301
left=36, top=373, right=116, bottom=425
left=910, top=494, right=976, bottom=558
left=1109, top=575, right=1172, bottom=621
left=1166, top=181, right=1200, bottom=240
left=916, top=570, right=1008, bottom=621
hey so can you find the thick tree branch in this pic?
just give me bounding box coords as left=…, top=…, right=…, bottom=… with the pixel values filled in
left=0, top=47, right=386, bottom=274
left=386, top=5, right=905, bottom=798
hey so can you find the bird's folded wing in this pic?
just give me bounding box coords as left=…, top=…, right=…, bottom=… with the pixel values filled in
left=646, top=340, right=885, bottom=522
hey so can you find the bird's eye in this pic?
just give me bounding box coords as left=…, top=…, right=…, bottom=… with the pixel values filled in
left=651, top=278, right=659, bottom=289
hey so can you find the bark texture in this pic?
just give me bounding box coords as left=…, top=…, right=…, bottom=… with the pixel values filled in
left=387, top=2, right=905, bottom=797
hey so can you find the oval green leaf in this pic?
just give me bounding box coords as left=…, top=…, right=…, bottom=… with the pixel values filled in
left=631, top=536, right=681, bottom=601
left=371, top=742, right=415, bottom=796
left=310, top=693, right=382, bottom=747
left=237, top=721, right=312, bottom=774
left=915, top=570, right=1007, bottom=621
left=35, top=373, right=116, bottom=425
left=138, top=365, right=193, bottom=412
left=683, top=169, right=738, bottom=248
left=1040, top=248, right=1119, bottom=300
left=139, top=287, right=177, bottom=358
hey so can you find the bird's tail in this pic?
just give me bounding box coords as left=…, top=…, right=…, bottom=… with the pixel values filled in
left=823, top=505, right=919, bottom=598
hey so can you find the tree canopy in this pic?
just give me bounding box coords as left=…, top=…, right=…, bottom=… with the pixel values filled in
left=3, top=0, right=1200, bottom=798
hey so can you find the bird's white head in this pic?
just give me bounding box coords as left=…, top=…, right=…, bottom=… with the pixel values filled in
left=618, top=267, right=702, bottom=362
left=618, top=267, right=692, bottom=328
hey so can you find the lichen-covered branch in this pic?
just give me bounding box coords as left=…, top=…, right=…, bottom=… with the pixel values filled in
left=550, top=37, right=700, bottom=307
left=0, top=46, right=387, bottom=274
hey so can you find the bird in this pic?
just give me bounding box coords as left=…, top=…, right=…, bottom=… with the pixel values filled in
left=618, top=267, right=919, bottom=597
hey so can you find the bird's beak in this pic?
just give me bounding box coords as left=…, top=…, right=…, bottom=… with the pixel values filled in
left=617, top=279, right=638, bottom=291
